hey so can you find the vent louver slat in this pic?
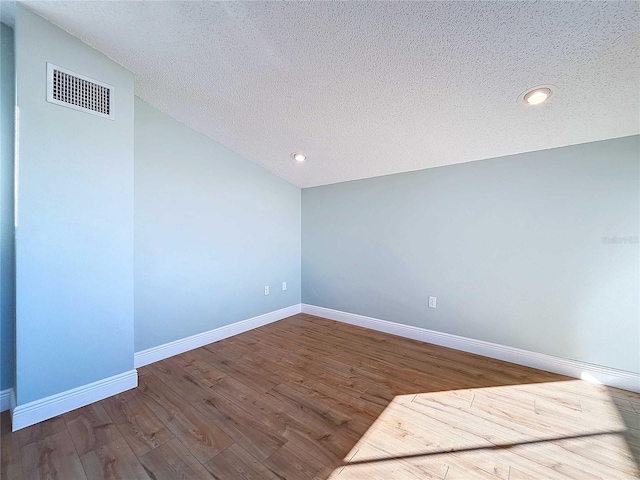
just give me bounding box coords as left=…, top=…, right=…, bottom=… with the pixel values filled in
left=46, top=63, right=114, bottom=120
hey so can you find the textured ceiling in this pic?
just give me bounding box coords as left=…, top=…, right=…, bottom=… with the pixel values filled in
left=21, top=1, right=640, bottom=187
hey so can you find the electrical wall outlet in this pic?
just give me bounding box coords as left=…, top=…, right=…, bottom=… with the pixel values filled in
left=282, top=281, right=287, bottom=291
left=264, top=286, right=270, bottom=296
left=428, top=296, right=437, bottom=308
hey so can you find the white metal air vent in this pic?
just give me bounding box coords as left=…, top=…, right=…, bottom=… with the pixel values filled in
left=46, top=63, right=114, bottom=120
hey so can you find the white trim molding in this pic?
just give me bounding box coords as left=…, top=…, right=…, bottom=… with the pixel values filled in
left=0, top=388, right=11, bottom=412
left=134, top=304, right=302, bottom=368
left=10, top=388, right=16, bottom=416
left=301, top=304, right=640, bottom=393
left=11, top=369, right=137, bottom=431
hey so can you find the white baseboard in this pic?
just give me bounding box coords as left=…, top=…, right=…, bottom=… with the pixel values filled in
left=11, top=369, right=138, bottom=431
left=10, top=388, right=16, bottom=416
left=0, top=388, right=11, bottom=412
left=301, top=304, right=640, bottom=393
left=134, top=304, right=302, bottom=368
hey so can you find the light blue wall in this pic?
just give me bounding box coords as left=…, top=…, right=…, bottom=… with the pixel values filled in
left=1, top=23, right=15, bottom=392
left=303, top=136, right=640, bottom=374
left=134, top=98, right=301, bottom=352
left=14, top=6, right=135, bottom=404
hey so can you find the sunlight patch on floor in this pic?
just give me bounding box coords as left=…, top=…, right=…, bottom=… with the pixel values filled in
left=329, top=380, right=639, bottom=479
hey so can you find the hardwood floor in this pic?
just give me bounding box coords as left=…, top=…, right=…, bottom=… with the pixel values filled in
left=1, top=313, right=639, bottom=479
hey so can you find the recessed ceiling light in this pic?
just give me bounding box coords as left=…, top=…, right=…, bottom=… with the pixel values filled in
left=292, top=152, right=306, bottom=162
left=520, top=86, right=553, bottom=106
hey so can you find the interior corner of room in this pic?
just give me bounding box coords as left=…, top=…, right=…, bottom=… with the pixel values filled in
left=0, top=1, right=638, bottom=478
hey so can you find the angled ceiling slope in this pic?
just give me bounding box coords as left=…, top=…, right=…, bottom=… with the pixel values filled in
left=22, top=1, right=640, bottom=187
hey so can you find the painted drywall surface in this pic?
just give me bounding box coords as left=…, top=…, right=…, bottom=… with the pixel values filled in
left=134, top=98, right=301, bottom=352
left=1, top=23, right=15, bottom=392
left=14, top=6, right=134, bottom=404
left=303, top=136, right=640, bottom=373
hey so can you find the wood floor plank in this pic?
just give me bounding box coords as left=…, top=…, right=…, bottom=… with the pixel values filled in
left=263, top=446, right=318, bottom=480
left=101, top=390, right=175, bottom=457
left=137, top=437, right=214, bottom=480
left=203, top=443, right=280, bottom=480
left=137, top=374, right=233, bottom=463
left=145, top=359, right=213, bottom=404
left=80, top=437, right=151, bottom=480
left=16, top=414, right=67, bottom=448
left=280, top=427, right=343, bottom=475
left=170, top=351, right=227, bottom=388
left=333, top=447, right=446, bottom=480
left=199, top=347, right=281, bottom=393
left=1, top=412, right=24, bottom=480
left=21, top=430, right=87, bottom=480
left=191, top=393, right=286, bottom=462
left=64, top=403, right=122, bottom=457
left=3, top=314, right=639, bottom=479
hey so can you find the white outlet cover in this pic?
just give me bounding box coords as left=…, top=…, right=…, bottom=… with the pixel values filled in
left=282, top=281, right=287, bottom=291
left=264, top=286, right=270, bottom=295
left=428, top=296, right=437, bottom=308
